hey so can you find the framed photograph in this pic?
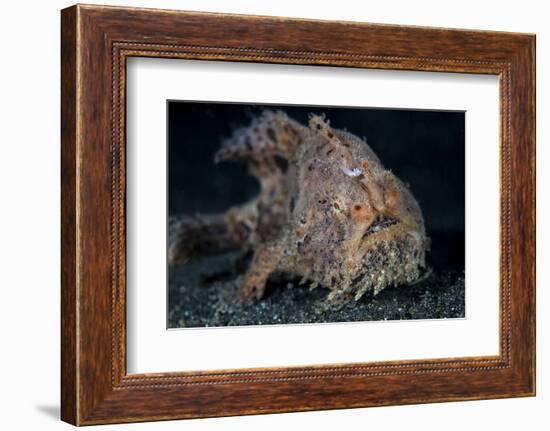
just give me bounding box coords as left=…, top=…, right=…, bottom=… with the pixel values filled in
left=61, top=4, right=535, bottom=425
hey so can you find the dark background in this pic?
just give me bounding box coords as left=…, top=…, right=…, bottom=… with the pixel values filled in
left=168, top=101, right=465, bottom=270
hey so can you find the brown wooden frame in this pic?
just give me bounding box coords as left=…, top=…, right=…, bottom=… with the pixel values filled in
left=61, top=4, right=536, bottom=426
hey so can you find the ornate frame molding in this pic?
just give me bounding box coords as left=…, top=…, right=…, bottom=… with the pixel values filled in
left=61, top=5, right=535, bottom=425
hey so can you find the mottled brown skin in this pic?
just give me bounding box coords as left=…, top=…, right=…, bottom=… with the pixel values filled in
left=169, top=111, right=429, bottom=302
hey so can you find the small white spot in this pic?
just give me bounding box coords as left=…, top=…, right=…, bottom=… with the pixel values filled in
left=341, top=167, right=362, bottom=177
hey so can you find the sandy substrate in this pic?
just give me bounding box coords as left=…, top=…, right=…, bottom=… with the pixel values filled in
left=168, top=251, right=465, bottom=328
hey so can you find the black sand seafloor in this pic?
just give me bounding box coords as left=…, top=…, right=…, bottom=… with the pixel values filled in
left=168, top=253, right=465, bottom=328
left=167, top=102, right=466, bottom=328
left=168, top=230, right=465, bottom=328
